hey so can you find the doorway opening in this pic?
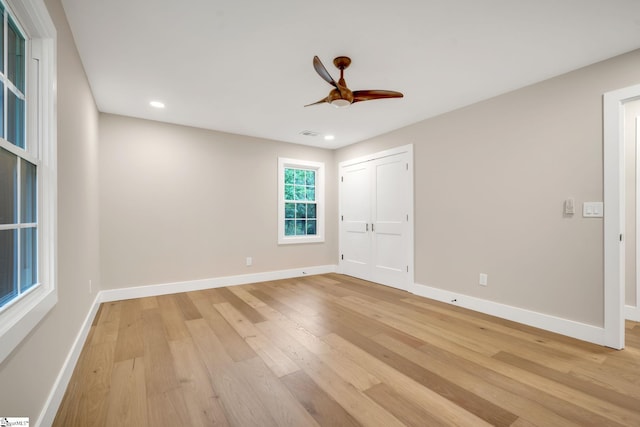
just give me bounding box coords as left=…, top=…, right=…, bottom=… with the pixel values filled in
left=603, top=83, right=640, bottom=349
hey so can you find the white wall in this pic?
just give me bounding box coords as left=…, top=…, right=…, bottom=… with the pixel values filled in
left=0, top=0, right=100, bottom=421
left=337, top=49, right=640, bottom=327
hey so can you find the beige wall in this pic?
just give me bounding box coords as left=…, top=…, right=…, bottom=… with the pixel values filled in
left=625, top=99, right=640, bottom=306
left=99, top=114, right=337, bottom=288
left=337, top=49, right=640, bottom=327
left=0, top=0, right=100, bottom=421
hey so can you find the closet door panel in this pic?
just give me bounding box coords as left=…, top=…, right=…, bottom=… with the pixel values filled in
left=340, top=163, right=372, bottom=280
left=372, top=156, right=408, bottom=289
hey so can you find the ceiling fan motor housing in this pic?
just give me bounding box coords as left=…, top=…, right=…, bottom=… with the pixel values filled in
left=328, top=88, right=353, bottom=106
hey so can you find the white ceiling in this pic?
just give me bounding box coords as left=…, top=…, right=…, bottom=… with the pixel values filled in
left=60, top=0, right=640, bottom=149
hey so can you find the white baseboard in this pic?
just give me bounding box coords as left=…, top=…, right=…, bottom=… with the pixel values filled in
left=99, top=265, right=337, bottom=302
left=37, top=293, right=102, bottom=427
left=36, top=264, right=337, bottom=426
left=625, top=305, right=640, bottom=322
left=411, top=282, right=606, bottom=346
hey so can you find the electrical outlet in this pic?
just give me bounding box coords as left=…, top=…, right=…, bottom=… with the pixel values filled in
left=479, top=273, right=488, bottom=286
left=89, top=279, right=92, bottom=294
left=246, top=257, right=252, bottom=266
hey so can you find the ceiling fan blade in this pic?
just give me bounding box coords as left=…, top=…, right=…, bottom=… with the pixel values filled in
left=304, top=97, right=329, bottom=107
left=313, top=56, right=338, bottom=88
left=352, top=90, right=404, bottom=103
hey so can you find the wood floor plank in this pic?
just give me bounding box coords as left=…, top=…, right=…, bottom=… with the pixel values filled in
left=141, top=309, right=192, bottom=425
left=569, top=362, right=640, bottom=399
left=281, top=370, right=362, bottom=427
left=323, top=332, right=495, bottom=427
left=493, top=351, right=640, bottom=415
left=89, top=302, right=120, bottom=345
left=412, top=328, right=636, bottom=426
left=113, top=298, right=145, bottom=362
left=156, top=294, right=192, bottom=341
left=415, top=333, right=622, bottom=427
left=174, top=291, right=204, bottom=320
left=364, top=383, right=450, bottom=427
left=189, top=296, right=257, bottom=362
left=250, top=288, right=331, bottom=336
left=186, top=320, right=279, bottom=427
left=214, top=301, right=300, bottom=377
left=373, top=332, right=580, bottom=427
left=105, top=357, right=148, bottom=427
left=232, top=286, right=382, bottom=390
left=257, top=319, right=407, bottom=427
left=141, top=308, right=183, bottom=394
left=335, top=294, right=501, bottom=357
left=169, top=338, right=230, bottom=426
left=346, top=294, right=583, bottom=372
left=213, top=286, right=267, bottom=323
left=293, top=280, right=427, bottom=342
left=233, top=356, right=321, bottom=427
left=402, top=297, right=609, bottom=364
left=139, top=296, right=158, bottom=310
left=53, top=340, right=116, bottom=427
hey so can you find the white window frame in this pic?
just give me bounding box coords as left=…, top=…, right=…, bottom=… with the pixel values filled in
left=278, top=157, right=325, bottom=244
left=0, top=0, right=56, bottom=364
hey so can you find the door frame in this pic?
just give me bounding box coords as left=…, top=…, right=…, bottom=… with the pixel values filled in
left=604, top=83, right=640, bottom=349
left=338, top=144, right=415, bottom=290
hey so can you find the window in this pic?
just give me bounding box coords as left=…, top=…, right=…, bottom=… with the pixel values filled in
left=0, top=0, right=56, bottom=364
left=0, top=4, right=31, bottom=309
left=278, top=158, right=324, bottom=244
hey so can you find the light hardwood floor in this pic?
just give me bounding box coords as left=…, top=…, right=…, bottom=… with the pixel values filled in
left=54, top=273, right=640, bottom=426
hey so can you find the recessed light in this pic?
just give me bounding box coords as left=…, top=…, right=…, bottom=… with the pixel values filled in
left=324, top=135, right=335, bottom=141
left=149, top=101, right=165, bottom=109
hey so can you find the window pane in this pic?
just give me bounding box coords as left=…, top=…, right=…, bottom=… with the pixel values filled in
left=8, top=17, right=25, bottom=92
left=20, top=159, right=36, bottom=223
left=20, top=227, right=37, bottom=291
left=7, top=90, right=25, bottom=148
left=284, top=203, right=295, bottom=219
left=0, top=147, right=17, bottom=224
left=294, top=169, right=305, bottom=185
left=284, top=168, right=294, bottom=185
left=0, top=81, right=4, bottom=139
left=0, top=229, right=17, bottom=308
left=295, top=220, right=306, bottom=235
left=295, top=203, right=306, bottom=219
left=284, top=219, right=295, bottom=236
left=294, top=185, right=306, bottom=200
left=307, top=203, right=316, bottom=219
left=306, top=187, right=315, bottom=201
left=284, top=184, right=294, bottom=201
left=306, top=220, right=316, bottom=235
left=306, top=170, right=315, bottom=186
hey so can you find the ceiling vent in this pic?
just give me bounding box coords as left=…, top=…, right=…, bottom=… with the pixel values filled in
left=299, top=130, right=320, bottom=137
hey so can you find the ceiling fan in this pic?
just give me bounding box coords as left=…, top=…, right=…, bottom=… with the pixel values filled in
left=305, top=55, right=403, bottom=108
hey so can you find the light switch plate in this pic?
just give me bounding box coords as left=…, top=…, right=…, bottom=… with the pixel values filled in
left=583, top=202, right=603, bottom=218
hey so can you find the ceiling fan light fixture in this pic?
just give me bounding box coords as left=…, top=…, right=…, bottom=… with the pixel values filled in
left=330, top=99, right=350, bottom=108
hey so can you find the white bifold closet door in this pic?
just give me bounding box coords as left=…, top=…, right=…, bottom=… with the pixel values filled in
left=339, top=145, right=413, bottom=291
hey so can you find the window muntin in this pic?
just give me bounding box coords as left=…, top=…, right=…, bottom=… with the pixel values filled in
left=278, top=158, right=324, bottom=244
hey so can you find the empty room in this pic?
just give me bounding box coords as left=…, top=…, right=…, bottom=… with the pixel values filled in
left=2, top=0, right=640, bottom=425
